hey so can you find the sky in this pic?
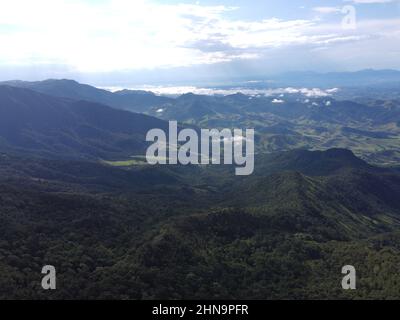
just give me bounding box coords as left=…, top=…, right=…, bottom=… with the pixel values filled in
left=0, top=0, right=399, bottom=85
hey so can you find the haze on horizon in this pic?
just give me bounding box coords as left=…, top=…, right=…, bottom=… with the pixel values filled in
left=0, top=0, right=399, bottom=86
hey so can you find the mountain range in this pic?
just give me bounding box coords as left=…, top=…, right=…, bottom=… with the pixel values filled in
left=271, top=69, right=400, bottom=88
left=0, top=85, right=169, bottom=159
left=1, top=146, right=400, bottom=299
left=0, top=79, right=172, bottom=113
left=1, top=76, right=400, bottom=299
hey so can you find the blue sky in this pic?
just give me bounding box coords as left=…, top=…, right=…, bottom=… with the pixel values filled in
left=0, top=0, right=399, bottom=85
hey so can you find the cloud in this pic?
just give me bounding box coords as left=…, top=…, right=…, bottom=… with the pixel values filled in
left=344, top=0, right=396, bottom=3
left=109, top=85, right=340, bottom=97
left=0, top=0, right=398, bottom=74
left=312, top=7, right=341, bottom=14
left=0, top=0, right=239, bottom=71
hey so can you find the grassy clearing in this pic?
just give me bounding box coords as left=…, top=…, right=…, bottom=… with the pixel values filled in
left=103, top=155, right=169, bottom=167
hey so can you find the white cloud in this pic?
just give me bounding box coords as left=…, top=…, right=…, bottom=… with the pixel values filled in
left=326, top=88, right=339, bottom=93
left=0, top=0, right=398, bottom=73
left=277, top=87, right=337, bottom=97
left=344, top=0, right=396, bottom=3
left=0, top=0, right=239, bottom=71
left=313, top=7, right=341, bottom=14
left=104, top=85, right=340, bottom=97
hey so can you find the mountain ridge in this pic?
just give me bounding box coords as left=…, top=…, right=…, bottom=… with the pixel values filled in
left=0, top=85, right=169, bottom=160
left=0, top=79, right=173, bottom=113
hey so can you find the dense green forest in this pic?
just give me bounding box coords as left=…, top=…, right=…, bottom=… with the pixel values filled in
left=1, top=83, right=400, bottom=299
left=1, top=149, right=400, bottom=299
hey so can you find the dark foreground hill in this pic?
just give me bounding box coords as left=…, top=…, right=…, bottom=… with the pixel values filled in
left=0, top=85, right=168, bottom=159
left=1, top=149, right=400, bottom=299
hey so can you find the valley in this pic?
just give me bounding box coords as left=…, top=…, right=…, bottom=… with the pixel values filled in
left=0, top=78, right=400, bottom=299
left=3, top=79, right=400, bottom=166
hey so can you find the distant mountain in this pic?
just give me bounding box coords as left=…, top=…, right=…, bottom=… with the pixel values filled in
left=3, top=77, right=400, bottom=124
left=0, top=79, right=173, bottom=113
left=3, top=78, right=400, bottom=166
left=0, top=85, right=169, bottom=159
left=150, top=93, right=244, bottom=122
left=143, top=89, right=399, bottom=124
left=141, top=90, right=400, bottom=166
left=1, top=79, right=112, bottom=102
left=274, top=69, right=400, bottom=88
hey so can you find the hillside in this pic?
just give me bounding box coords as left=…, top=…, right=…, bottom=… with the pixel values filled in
left=0, top=86, right=169, bottom=159
left=3, top=79, right=400, bottom=165
left=1, top=79, right=400, bottom=299
left=1, top=149, right=400, bottom=299
left=0, top=79, right=172, bottom=113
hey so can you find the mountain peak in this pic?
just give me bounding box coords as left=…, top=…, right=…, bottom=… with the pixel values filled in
left=256, top=148, right=371, bottom=177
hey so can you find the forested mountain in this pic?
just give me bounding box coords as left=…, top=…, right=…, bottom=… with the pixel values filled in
left=0, top=79, right=173, bottom=113
left=1, top=149, right=400, bottom=299
left=1, top=77, right=400, bottom=299
left=151, top=94, right=400, bottom=166
left=4, top=79, right=400, bottom=165
left=0, top=86, right=169, bottom=159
